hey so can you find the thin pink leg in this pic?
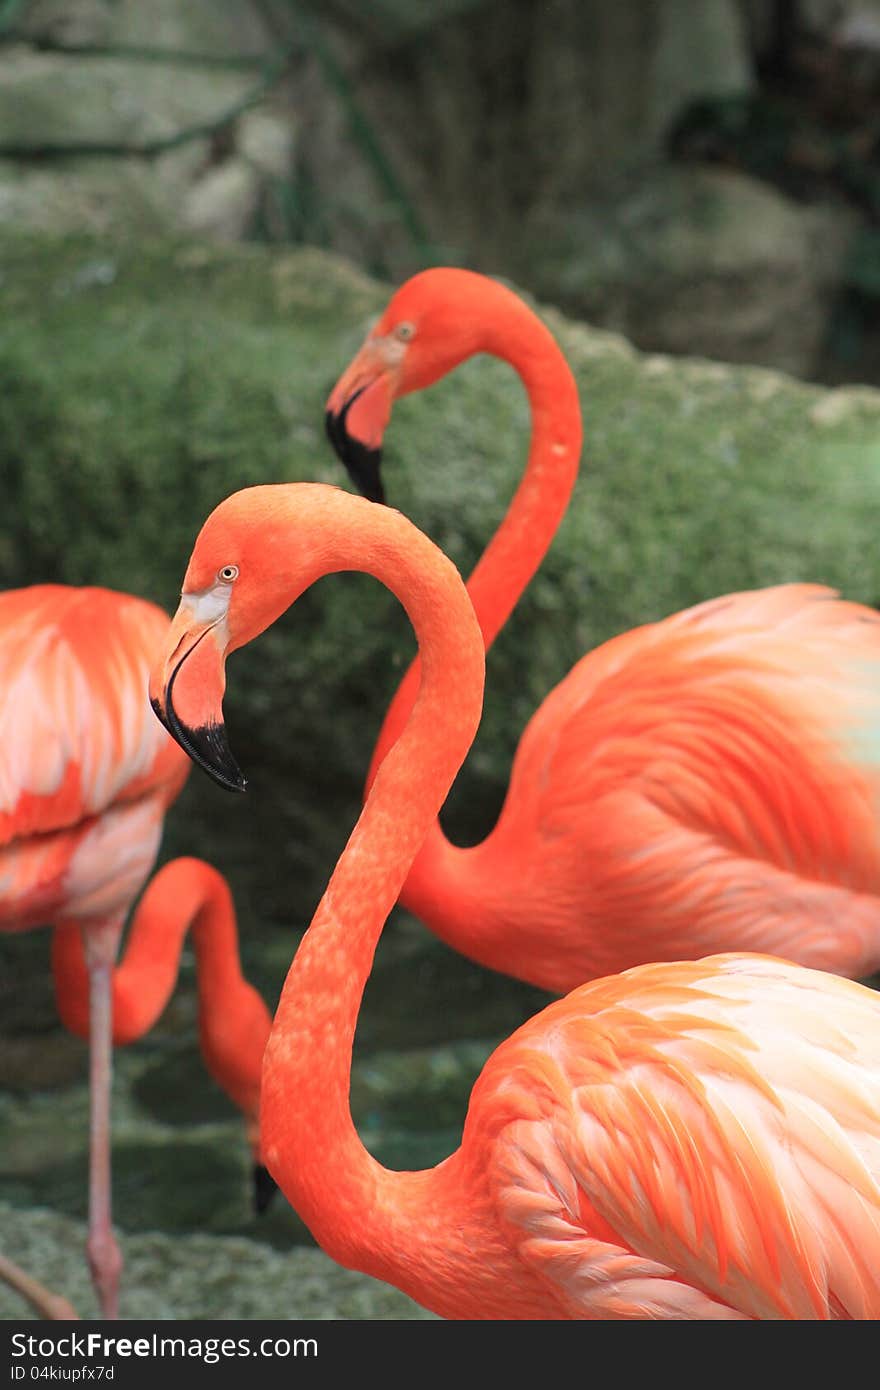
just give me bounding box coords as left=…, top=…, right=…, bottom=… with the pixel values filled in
left=82, top=917, right=124, bottom=1320
left=0, top=1253, right=78, bottom=1320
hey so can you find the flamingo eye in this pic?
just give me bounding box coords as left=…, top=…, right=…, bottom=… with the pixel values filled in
left=218, top=565, right=239, bottom=584
left=394, top=321, right=415, bottom=342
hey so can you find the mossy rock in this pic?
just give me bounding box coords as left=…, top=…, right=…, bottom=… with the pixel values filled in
left=0, top=1201, right=433, bottom=1319
left=3, top=230, right=880, bottom=949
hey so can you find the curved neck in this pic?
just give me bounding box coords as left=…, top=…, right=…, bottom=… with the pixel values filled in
left=260, top=493, right=485, bottom=1276
left=52, top=858, right=269, bottom=1123
left=367, top=299, right=582, bottom=790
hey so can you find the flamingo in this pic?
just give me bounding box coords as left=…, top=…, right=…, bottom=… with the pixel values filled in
left=0, top=585, right=270, bottom=1319
left=150, top=481, right=880, bottom=1320
left=325, top=268, right=880, bottom=990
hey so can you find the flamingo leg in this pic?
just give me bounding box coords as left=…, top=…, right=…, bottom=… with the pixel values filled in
left=82, top=917, right=124, bottom=1321
left=0, top=1253, right=78, bottom=1320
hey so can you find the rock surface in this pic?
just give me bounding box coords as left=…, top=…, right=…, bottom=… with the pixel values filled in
left=523, top=166, right=858, bottom=377
left=1, top=1, right=858, bottom=375
left=0, top=1, right=293, bottom=241
left=302, top=0, right=754, bottom=273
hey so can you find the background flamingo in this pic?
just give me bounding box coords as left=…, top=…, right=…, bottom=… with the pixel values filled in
left=150, top=481, right=880, bottom=1320
left=326, top=268, right=880, bottom=990
left=50, top=856, right=273, bottom=1208
left=0, top=585, right=269, bottom=1319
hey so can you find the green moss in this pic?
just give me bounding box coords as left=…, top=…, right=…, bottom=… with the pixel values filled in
left=3, top=227, right=880, bottom=952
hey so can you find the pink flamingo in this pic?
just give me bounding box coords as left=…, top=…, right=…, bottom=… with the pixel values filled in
left=0, top=585, right=270, bottom=1318
left=326, top=269, right=880, bottom=990
left=150, top=482, right=880, bottom=1320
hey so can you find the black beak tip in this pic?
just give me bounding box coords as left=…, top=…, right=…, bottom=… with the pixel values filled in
left=160, top=637, right=248, bottom=792
left=184, top=724, right=248, bottom=794
left=325, top=406, right=385, bottom=505
left=165, top=697, right=248, bottom=795
left=150, top=694, right=170, bottom=734
left=253, top=1163, right=278, bottom=1215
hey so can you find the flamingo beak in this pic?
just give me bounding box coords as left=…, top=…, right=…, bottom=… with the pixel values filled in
left=325, top=344, right=394, bottom=505
left=149, top=598, right=246, bottom=793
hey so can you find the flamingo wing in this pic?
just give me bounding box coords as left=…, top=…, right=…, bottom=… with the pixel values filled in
left=0, top=586, right=187, bottom=849
left=477, top=954, right=880, bottom=1319
left=502, top=584, right=880, bottom=974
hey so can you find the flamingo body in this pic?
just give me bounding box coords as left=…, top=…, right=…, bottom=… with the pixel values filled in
left=438, top=951, right=880, bottom=1320
left=0, top=585, right=187, bottom=930
left=326, top=270, right=880, bottom=989
left=150, top=482, right=880, bottom=1320
left=441, top=584, right=880, bottom=990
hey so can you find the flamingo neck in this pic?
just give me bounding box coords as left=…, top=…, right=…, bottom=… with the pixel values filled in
left=463, top=306, right=583, bottom=649
left=363, top=298, right=581, bottom=941
left=260, top=493, right=486, bottom=1279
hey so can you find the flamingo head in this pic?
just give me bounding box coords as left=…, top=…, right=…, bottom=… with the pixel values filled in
left=325, top=268, right=489, bottom=504
left=149, top=484, right=333, bottom=791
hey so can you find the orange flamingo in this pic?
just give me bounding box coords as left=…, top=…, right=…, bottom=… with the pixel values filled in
left=150, top=482, right=880, bottom=1320
left=0, top=585, right=270, bottom=1319
left=326, top=269, right=880, bottom=990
